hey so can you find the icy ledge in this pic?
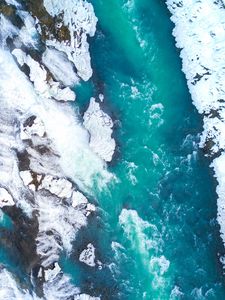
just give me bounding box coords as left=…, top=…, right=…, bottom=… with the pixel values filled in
left=166, top=0, right=225, bottom=248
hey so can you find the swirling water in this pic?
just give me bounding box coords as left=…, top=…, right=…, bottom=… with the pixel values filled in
left=64, top=0, right=225, bottom=299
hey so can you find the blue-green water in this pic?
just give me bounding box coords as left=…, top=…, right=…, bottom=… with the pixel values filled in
left=68, top=0, right=225, bottom=299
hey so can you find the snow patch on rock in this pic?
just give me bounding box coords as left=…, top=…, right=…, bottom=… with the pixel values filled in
left=79, top=243, right=96, bottom=267
left=44, top=263, right=61, bottom=282
left=84, top=97, right=116, bottom=162
left=20, top=116, right=46, bottom=140
left=0, top=188, right=15, bottom=208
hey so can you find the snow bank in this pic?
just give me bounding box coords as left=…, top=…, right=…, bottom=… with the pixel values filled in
left=166, top=0, right=225, bottom=248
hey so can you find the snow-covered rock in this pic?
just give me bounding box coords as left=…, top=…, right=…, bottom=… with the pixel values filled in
left=44, top=263, right=61, bottom=282
left=83, top=97, right=116, bottom=162
left=166, top=0, right=225, bottom=154
left=20, top=170, right=43, bottom=192
left=43, top=0, right=97, bottom=81
left=72, top=190, right=88, bottom=208
left=0, top=1, right=104, bottom=298
left=0, top=188, right=15, bottom=208
left=79, top=243, right=96, bottom=267
left=13, top=49, right=76, bottom=101
left=20, top=170, right=33, bottom=187
left=39, top=175, right=73, bottom=198
left=72, top=190, right=96, bottom=216
left=42, top=48, right=79, bottom=87
left=20, top=115, right=46, bottom=140
left=86, top=203, right=96, bottom=217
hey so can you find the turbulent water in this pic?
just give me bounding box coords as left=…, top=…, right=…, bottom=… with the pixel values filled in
left=0, top=0, right=225, bottom=299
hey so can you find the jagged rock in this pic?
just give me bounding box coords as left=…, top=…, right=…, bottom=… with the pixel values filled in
left=13, top=48, right=76, bottom=101
left=42, top=0, right=97, bottom=81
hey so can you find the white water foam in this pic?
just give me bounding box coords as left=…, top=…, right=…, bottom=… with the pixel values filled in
left=119, top=209, right=170, bottom=292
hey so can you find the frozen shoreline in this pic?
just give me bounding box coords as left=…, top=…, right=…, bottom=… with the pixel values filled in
left=166, top=0, right=225, bottom=249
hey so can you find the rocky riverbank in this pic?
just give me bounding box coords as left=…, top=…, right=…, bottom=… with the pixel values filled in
left=0, top=0, right=116, bottom=298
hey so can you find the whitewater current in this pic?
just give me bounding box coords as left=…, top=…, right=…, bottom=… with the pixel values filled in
left=0, top=0, right=225, bottom=299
